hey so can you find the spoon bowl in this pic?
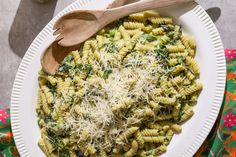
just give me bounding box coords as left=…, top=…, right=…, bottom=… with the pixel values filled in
left=54, top=11, right=103, bottom=46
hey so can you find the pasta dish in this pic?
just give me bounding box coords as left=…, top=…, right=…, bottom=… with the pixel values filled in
left=37, top=10, right=202, bottom=157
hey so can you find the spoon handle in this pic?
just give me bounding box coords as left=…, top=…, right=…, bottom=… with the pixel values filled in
left=101, top=0, right=194, bottom=26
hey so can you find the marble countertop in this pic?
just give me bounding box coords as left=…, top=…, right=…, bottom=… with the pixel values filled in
left=0, top=0, right=235, bottom=107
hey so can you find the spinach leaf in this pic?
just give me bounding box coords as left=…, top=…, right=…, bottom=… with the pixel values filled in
left=169, top=39, right=177, bottom=45
left=146, top=150, right=153, bottom=156
left=59, top=151, right=70, bottom=157
left=176, top=56, right=186, bottom=65
left=48, top=122, right=65, bottom=135
left=168, top=32, right=175, bottom=39
left=159, top=44, right=166, bottom=49
left=154, top=48, right=168, bottom=60
left=44, top=115, right=53, bottom=123
left=46, top=82, right=57, bottom=97
left=58, top=54, right=75, bottom=72
left=48, top=133, right=70, bottom=153
left=62, top=54, right=73, bottom=64
left=114, top=17, right=128, bottom=26
left=103, top=69, right=113, bottom=79
left=141, top=34, right=158, bottom=42
left=104, top=28, right=117, bottom=38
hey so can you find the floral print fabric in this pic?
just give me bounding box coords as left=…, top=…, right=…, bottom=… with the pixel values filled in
left=0, top=109, right=19, bottom=157
left=195, top=49, right=236, bottom=157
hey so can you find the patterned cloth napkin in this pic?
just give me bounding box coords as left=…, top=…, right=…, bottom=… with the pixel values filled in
left=0, top=109, right=19, bottom=157
left=195, top=49, right=236, bottom=157
left=0, top=49, right=235, bottom=157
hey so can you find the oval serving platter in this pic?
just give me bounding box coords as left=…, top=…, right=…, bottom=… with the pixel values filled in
left=10, top=0, right=226, bottom=157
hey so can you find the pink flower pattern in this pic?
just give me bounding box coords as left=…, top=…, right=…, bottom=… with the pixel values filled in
left=225, top=49, right=236, bottom=62
left=223, top=110, right=236, bottom=130
left=0, top=109, right=9, bottom=124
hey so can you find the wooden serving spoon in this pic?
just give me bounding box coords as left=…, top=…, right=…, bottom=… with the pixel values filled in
left=54, top=0, right=194, bottom=47
left=41, top=0, right=131, bottom=75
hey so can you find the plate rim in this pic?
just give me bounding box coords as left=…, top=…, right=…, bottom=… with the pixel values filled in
left=179, top=5, right=226, bottom=156
left=10, top=1, right=226, bottom=157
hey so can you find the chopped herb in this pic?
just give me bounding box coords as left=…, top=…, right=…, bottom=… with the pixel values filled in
left=47, top=83, right=57, bottom=97
left=115, top=17, right=128, bottom=26
left=44, top=115, right=53, bottom=123
left=180, top=110, right=185, bottom=117
left=62, top=54, right=73, bottom=64
left=51, top=90, right=57, bottom=98
left=104, top=28, right=117, bottom=38
left=169, top=39, right=177, bottom=45
left=141, top=34, right=157, bottom=42
left=168, top=32, right=175, bottom=39
left=48, top=122, right=65, bottom=135
left=58, top=54, right=75, bottom=72
left=76, top=64, right=92, bottom=72
left=103, top=69, right=113, bottom=79
left=177, top=56, right=185, bottom=64
left=48, top=133, right=70, bottom=152
left=146, top=150, right=153, bottom=156
left=154, top=48, right=169, bottom=60
left=59, top=151, right=70, bottom=157
left=159, top=44, right=166, bottom=49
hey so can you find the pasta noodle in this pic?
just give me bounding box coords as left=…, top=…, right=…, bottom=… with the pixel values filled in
left=143, top=10, right=160, bottom=17
left=186, top=57, right=200, bottom=75
left=148, top=17, right=173, bottom=25
left=140, top=129, right=159, bottom=136
left=142, top=136, right=165, bottom=143
left=152, top=27, right=165, bottom=35
left=166, top=45, right=185, bottom=53
left=116, top=127, right=139, bottom=144
left=37, top=10, right=202, bottom=157
left=129, top=12, right=146, bottom=22
left=155, top=144, right=167, bottom=155
left=41, top=86, right=54, bottom=104
left=135, top=131, right=144, bottom=148
left=71, top=50, right=81, bottom=65
left=123, top=22, right=144, bottom=30
left=124, top=140, right=138, bottom=157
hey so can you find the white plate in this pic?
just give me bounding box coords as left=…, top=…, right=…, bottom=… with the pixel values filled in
left=10, top=0, right=226, bottom=157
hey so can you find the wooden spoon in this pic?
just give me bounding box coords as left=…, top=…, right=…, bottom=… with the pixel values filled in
left=41, top=0, right=131, bottom=75
left=54, top=0, right=194, bottom=47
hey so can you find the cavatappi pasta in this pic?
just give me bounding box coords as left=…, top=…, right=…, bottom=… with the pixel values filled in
left=37, top=10, right=202, bottom=157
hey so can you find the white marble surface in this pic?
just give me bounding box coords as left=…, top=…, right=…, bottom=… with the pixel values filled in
left=0, top=0, right=235, bottom=107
